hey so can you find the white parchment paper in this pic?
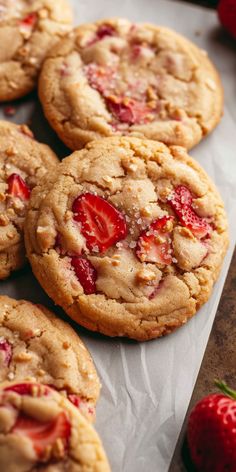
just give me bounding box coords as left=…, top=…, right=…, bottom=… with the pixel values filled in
left=0, top=1, right=236, bottom=471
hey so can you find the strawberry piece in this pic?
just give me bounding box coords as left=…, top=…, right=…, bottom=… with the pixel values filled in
left=136, top=216, right=174, bottom=264
left=96, top=24, right=115, bottom=40
left=106, top=97, right=150, bottom=125
left=0, top=339, right=12, bottom=367
left=86, top=24, right=115, bottom=47
left=218, top=0, right=236, bottom=40
left=20, top=12, right=37, bottom=28
left=68, top=394, right=82, bottom=408
left=3, top=105, right=16, bottom=117
left=187, top=380, right=236, bottom=472
left=72, top=193, right=128, bottom=253
left=68, top=395, right=95, bottom=417
left=13, top=411, right=71, bottom=458
left=71, top=257, right=97, bottom=295
left=7, top=173, right=31, bottom=200
left=168, top=185, right=211, bottom=239
left=86, top=64, right=116, bottom=94
left=4, top=383, right=50, bottom=396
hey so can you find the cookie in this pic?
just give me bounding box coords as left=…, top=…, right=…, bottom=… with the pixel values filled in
left=24, top=137, right=229, bottom=341
left=38, top=18, right=223, bottom=151
left=0, top=0, right=72, bottom=101
left=0, top=381, right=110, bottom=471
left=0, top=296, right=100, bottom=421
left=0, top=120, right=59, bottom=279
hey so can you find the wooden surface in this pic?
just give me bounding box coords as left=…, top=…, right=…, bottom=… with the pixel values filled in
left=168, top=248, right=236, bottom=471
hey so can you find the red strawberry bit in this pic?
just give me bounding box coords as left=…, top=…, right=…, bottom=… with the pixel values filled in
left=7, top=173, right=31, bottom=200
left=131, top=44, right=143, bottom=60
left=106, top=96, right=150, bottom=125
left=12, top=411, right=71, bottom=458
left=187, top=380, right=236, bottom=472
left=3, top=105, right=16, bottom=117
left=168, top=185, right=212, bottom=239
left=86, top=24, right=115, bottom=47
left=71, top=256, right=97, bottom=295
left=68, top=394, right=94, bottom=416
left=4, top=383, right=50, bottom=396
left=20, top=12, right=37, bottom=29
left=149, top=279, right=164, bottom=300
left=72, top=193, right=128, bottom=253
left=136, top=216, right=174, bottom=264
left=68, top=394, right=81, bottom=408
left=0, top=339, right=12, bottom=367
left=96, top=24, right=115, bottom=40
left=86, top=64, right=116, bottom=94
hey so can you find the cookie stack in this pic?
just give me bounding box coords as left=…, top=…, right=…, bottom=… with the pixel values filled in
left=0, top=4, right=229, bottom=471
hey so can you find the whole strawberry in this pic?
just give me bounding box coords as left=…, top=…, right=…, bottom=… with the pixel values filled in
left=187, top=381, right=236, bottom=472
left=218, top=0, right=236, bottom=40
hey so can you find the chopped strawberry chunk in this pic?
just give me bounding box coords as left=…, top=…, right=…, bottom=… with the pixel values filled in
left=96, top=24, right=115, bottom=40
left=131, top=44, right=143, bottom=60
left=72, top=193, right=128, bottom=253
left=0, top=339, right=12, bottom=367
left=168, top=185, right=212, bottom=239
left=86, top=24, right=115, bottom=47
left=106, top=97, right=150, bottom=125
left=68, top=395, right=95, bottom=417
left=20, top=12, right=37, bottom=28
left=4, top=383, right=50, bottom=396
left=71, top=256, right=97, bottom=295
left=13, top=411, right=71, bottom=458
left=86, top=64, right=116, bottom=94
left=136, top=216, right=174, bottom=264
left=68, top=394, right=82, bottom=408
left=7, top=173, right=31, bottom=200
left=3, top=105, right=16, bottom=117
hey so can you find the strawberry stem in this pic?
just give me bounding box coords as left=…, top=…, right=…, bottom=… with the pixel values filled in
left=215, top=379, right=236, bottom=400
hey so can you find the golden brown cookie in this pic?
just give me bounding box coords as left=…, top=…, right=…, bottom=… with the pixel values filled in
left=0, top=296, right=100, bottom=421
left=0, top=381, right=110, bottom=471
left=0, top=120, right=59, bottom=279
left=39, top=18, right=223, bottom=150
left=24, top=137, right=229, bottom=341
left=0, top=0, right=72, bottom=101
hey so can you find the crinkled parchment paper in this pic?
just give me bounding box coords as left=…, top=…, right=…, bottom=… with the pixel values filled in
left=0, top=1, right=236, bottom=470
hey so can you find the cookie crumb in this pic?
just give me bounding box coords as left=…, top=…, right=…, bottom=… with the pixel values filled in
left=5, top=146, right=16, bottom=156
left=20, top=124, right=34, bottom=139
left=0, top=214, right=9, bottom=226
left=37, top=369, right=46, bottom=376
left=136, top=268, right=156, bottom=282
left=38, top=8, right=48, bottom=19
left=111, top=260, right=120, bottom=266
left=7, top=372, right=15, bottom=380
left=14, top=352, right=32, bottom=362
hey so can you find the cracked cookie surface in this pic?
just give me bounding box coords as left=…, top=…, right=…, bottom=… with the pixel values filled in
left=39, top=18, right=223, bottom=151
left=24, top=137, right=229, bottom=341
left=0, top=381, right=110, bottom=471
left=0, top=120, right=59, bottom=279
left=0, top=296, right=100, bottom=422
left=0, top=0, right=72, bottom=101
